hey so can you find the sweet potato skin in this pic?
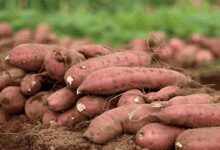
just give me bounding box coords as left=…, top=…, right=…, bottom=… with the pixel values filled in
left=42, top=110, right=59, bottom=125
left=7, top=43, right=56, bottom=71
left=117, top=89, right=145, bottom=106
left=47, top=87, right=77, bottom=112
left=175, top=127, right=220, bottom=150
left=0, top=22, right=12, bottom=38
left=144, top=86, right=180, bottom=103
left=136, top=123, right=184, bottom=150
left=44, top=48, right=85, bottom=80
left=0, top=86, right=26, bottom=114
left=151, top=103, right=220, bottom=128
left=25, top=91, right=50, bottom=120
left=78, top=67, right=190, bottom=95
left=84, top=104, right=158, bottom=144
left=0, top=108, right=8, bottom=124
left=65, top=50, right=152, bottom=89
left=57, top=106, right=86, bottom=127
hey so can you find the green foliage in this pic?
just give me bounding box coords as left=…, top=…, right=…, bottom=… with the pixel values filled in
left=0, top=0, right=219, bottom=46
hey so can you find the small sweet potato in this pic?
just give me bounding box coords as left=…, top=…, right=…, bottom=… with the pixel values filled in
left=59, top=36, right=73, bottom=48
left=147, top=31, right=167, bottom=49
left=168, top=38, right=185, bottom=55
left=117, top=89, right=145, bottom=106
left=144, top=86, right=180, bottom=103
left=25, top=91, right=50, bottom=120
left=0, top=67, right=26, bottom=91
left=65, top=50, right=152, bottom=89
left=42, top=110, right=59, bottom=125
left=175, top=127, right=220, bottom=150
left=136, top=123, right=184, bottom=150
left=44, top=48, right=85, bottom=80
left=7, top=43, right=56, bottom=71
left=195, top=49, right=214, bottom=64
left=47, top=87, right=77, bottom=112
left=150, top=103, right=220, bottom=128
left=0, top=22, right=12, bottom=38
left=57, top=106, right=87, bottom=127
left=78, top=67, right=190, bottom=95
left=126, top=38, right=148, bottom=51
left=84, top=104, right=158, bottom=144
left=0, top=86, right=26, bottom=114
left=14, top=29, right=33, bottom=44
left=76, top=95, right=117, bottom=117
left=77, top=44, right=112, bottom=58
left=0, top=108, right=9, bottom=124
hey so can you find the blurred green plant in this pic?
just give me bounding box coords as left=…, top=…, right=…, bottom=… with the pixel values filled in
left=0, top=0, right=219, bottom=45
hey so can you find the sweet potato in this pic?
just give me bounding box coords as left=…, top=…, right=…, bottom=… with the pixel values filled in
left=136, top=123, right=184, bottom=150
left=0, top=22, right=12, bottom=38
left=84, top=104, right=158, bottom=144
left=175, top=127, right=220, bottom=150
left=168, top=38, right=185, bottom=55
left=47, top=87, right=77, bottom=112
left=0, top=67, right=26, bottom=91
left=151, top=94, right=219, bottom=107
left=44, top=48, right=85, bottom=80
left=14, top=29, right=33, bottom=44
left=77, top=44, right=112, bottom=58
left=25, top=91, right=50, bottom=120
left=65, top=50, right=152, bottom=89
left=117, top=89, right=145, bottom=106
left=158, top=46, right=174, bottom=60
left=6, top=43, right=56, bottom=71
left=126, top=38, right=148, bottom=51
left=21, top=73, right=43, bottom=95
left=144, top=86, right=180, bottom=103
left=147, top=31, right=167, bottom=49
left=0, top=86, right=26, bottom=114
left=34, top=23, right=57, bottom=43
left=150, top=103, right=220, bottom=128
left=76, top=95, right=117, bottom=117
left=195, top=49, right=214, bottom=64
left=0, top=108, right=8, bottom=124
left=78, top=67, right=190, bottom=95
left=59, top=36, right=73, bottom=48
left=42, top=110, right=59, bottom=125
left=57, top=106, right=87, bottom=127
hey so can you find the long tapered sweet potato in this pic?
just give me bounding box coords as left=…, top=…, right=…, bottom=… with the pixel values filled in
left=150, top=103, right=220, bottom=128
left=0, top=67, right=26, bottom=91
left=136, top=123, right=184, bottom=150
left=151, top=93, right=219, bottom=107
left=117, top=89, right=145, bottom=106
left=47, top=87, right=78, bottom=112
left=76, top=95, right=117, bottom=117
left=6, top=43, right=56, bottom=71
left=76, top=44, right=112, bottom=58
left=65, top=50, right=152, bottom=89
left=84, top=104, right=158, bottom=144
left=144, top=86, right=180, bottom=103
left=57, top=106, right=87, bottom=127
left=44, top=48, right=85, bottom=80
left=25, top=91, right=50, bottom=120
left=175, top=127, right=220, bottom=150
left=78, top=67, right=190, bottom=95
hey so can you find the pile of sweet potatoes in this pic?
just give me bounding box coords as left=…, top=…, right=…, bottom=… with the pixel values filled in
left=1, top=22, right=220, bottom=150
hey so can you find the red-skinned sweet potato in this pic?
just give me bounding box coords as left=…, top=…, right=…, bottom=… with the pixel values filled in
left=76, top=95, right=117, bottom=117
left=195, top=49, right=214, bottom=64
left=175, top=127, right=220, bottom=150
left=78, top=67, right=190, bottom=95
left=47, top=87, right=78, bottom=112
left=0, top=67, right=26, bottom=91
left=0, top=108, right=9, bottom=124
left=6, top=43, right=56, bottom=71
left=84, top=104, right=158, bottom=144
left=150, top=103, right=220, bottom=128
left=144, top=86, right=180, bottom=103
left=14, top=29, right=33, bottom=44
left=117, top=89, right=145, bottom=106
left=76, top=44, right=112, bottom=58
left=0, top=86, right=26, bottom=114
left=136, top=123, right=184, bottom=150
left=57, top=106, right=87, bottom=127
left=44, top=48, right=85, bottom=80
left=65, top=50, right=152, bottom=89
left=25, top=91, right=50, bottom=120
left=0, top=22, right=12, bottom=38
left=42, top=110, right=59, bottom=125
left=126, top=38, right=148, bottom=51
